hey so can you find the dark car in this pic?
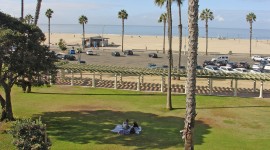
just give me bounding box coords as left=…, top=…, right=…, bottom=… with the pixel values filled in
left=226, top=62, right=238, bottom=69
left=79, top=60, right=86, bottom=64
left=202, top=60, right=215, bottom=67
left=111, top=51, right=120, bottom=57
left=63, top=54, right=76, bottom=61
left=148, top=63, right=157, bottom=69
left=237, top=61, right=250, bottom=69
left=148, top=53, right=158, bottom=58
left=215, top=60, right=227, bottom=67
left=124, top=50, right=133, bottom=55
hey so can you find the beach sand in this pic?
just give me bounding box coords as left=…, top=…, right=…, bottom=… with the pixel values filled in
left=46, top=33, right=270, bottom=55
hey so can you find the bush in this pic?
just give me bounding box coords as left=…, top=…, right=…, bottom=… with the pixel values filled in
left=9, top=117, right=51, bottom=150
left=58, top=39, right=67, bottom=51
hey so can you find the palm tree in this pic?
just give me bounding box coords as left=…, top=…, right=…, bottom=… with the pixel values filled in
left=24, top=14, right=34, bottom=25
left=176, top=0, right=184, bottom=80
left=158, top=13, right=167, bottom=54
left=200, top=8, right=214, bottom=56
left=181, top=0, right=199, bottom=149
left=118, top=10, right=128, bottom=52
left=21, top=0, right=24, bottom=21
left=154, top=0, right=172, bottom=110
left=79, top=15, right=88, bottom=52
left=34, top=0, right=42, bottom=25
left=246, top=12, right=256, bottom=57
left=46, top=9, right=54, bottom=50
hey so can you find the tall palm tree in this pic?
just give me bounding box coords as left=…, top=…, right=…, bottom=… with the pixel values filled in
left=118, top=10, right=128, bottom=52
left=34, top=0, right=42, bottom=25
left=24, top=14, right=34, bottom=25
left=21, top=0, right=24, bottom=21
left=158, top=13, right=167, bottom=54
left=176, top=0, right=184, bottom=80
left=79, top=15, right=88, bottom=52
left=200, top=8, right=214, bottom=56
left=246, top=12, right=256, bottom=57
left=46, top=9, right=54, bottom=50
left=182, top=0, right=199, bottom=149
left=154, top=0, right=172, bottom=110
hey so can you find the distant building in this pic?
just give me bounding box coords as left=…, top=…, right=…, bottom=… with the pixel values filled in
left=83, top=36, right=109, bottom=48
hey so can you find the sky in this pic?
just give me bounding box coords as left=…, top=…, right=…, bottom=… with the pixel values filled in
left=1, top=0, right=270, bottom=29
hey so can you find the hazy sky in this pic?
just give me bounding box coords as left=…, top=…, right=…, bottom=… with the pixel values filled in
left=1, top=0, right=270, bottom=29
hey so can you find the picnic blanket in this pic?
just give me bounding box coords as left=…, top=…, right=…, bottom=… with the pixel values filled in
left=111, top=124, right=142, bottom=135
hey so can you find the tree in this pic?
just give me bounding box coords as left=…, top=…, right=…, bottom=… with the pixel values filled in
left=154, top=0, right=173, bottom=110
left=21, top=0, right=24, bottom=21
left=181, top=0, right=199, bottom=149
left=200, top=8, right=214, bottom=56
left=45, top=9, right=54, bottom=50
left=0, top=12, right=56, bottom=121
left=79, top=15, right=88, bottom=52
left=158, top=13, right=167, bottom=54
left=58, top=39, right=67, bottom=51
left=34, top=0, right=42, bottom=25
left=24, top=14, right=34, bottom=25
left=246, top=12, right=256, bottom=57
left=176, top=0, right=184, bottom=80
left=118, top=9, right=128, bottom=52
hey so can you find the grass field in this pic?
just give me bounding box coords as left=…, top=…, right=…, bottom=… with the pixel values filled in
left=1, top=85, right=270, bottom=150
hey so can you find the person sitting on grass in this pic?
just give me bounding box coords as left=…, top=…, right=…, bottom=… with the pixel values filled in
left=130, top=121, right=139, bottom=134
left=122, top=119, right=129, bottom=129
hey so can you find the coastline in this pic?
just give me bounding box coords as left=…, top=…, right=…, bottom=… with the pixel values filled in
left=46, top=33, right=270, bottom=55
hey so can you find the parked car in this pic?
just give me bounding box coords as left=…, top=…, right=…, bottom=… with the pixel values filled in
left=148, top=63, right=157, bottom=69
left=252, top=63, right=260, bottom=70
left=79, top=60, right=86, bottom=64
left=237, top=61, right=250, bottom=69
left=251, top=55, right=264, bottom=61
left=202, top=60, right=215, bottom=67
left=264, top=57, right=270, bottom=61
left=204, top=65, right=220, bottom=72
left=86, top=50, right=96, bottom=55
left=250, top=69, right=262, bottom=74
left=148, top=53, right=158, bottom=58
left=63, top=54, right=76, bottom=61
left=111, top=51, right=120, bottom=57
left=226, top=62, right=237, bottom=69
left=215, top=60, right=227, bottom=67
left=124, top=50, right=133, bottom=55
left=211, top=55, right=229, bottom=62
left=264, top=64, right=270, bottom=70
left=260, top=60, right=269, bottom=69
left=56, top=53, right=65, bottom=59
left=161, top=65, right=169, bottom=69
left=233, top=68, right=248, bottom=73
left=219, top=66, right=235, bottom=73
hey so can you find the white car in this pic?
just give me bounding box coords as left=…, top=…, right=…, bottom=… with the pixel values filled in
left=211, top=55, right=229, bottom=62
left=264, top=57, right=270, bottom=61
left=252, top=63, right=260, bottom=70
left=264, top=64, right=270, bottom=70
left=204, top=65, right=220, bottom=73
left=86, top=50, right=96, bottom=55
left=250, top=69, right=262, bottom=74
left=219, top=66, right=235, bottom=73
left=233, top=68, right=248, bottom=73
left=251, top=55, right=265, bottom=62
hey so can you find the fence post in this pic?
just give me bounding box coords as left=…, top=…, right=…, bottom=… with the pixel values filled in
left=92, top=72, right=96, bottom=88
left=137, top=76, right=141, bottom=91
left=71, top=71, right=74, bottom=86
left=114, top=74, right=117, bottom=89
left=259, top=81, right=264, bottom=98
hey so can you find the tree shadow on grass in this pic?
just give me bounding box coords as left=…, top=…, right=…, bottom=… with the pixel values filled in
left=34, top=110, right=211, bottom=149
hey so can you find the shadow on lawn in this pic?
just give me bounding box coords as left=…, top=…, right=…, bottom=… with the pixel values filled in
left=31, top=92, right=166, bottom=96
left=34, top=110, right=211, bottom=149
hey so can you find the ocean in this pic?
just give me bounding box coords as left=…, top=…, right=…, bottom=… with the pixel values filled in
left=39, top=24, right=270, bottom=40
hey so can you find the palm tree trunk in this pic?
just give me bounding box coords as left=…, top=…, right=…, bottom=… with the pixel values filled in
left=83, top=23, right=85, bottom=51
left=166, top=0, right=172, bottom=110
left=177, top=1, right=183, bottom=80
left=163, top=21, right=166, bottom=54
left=206, top=21, right=208, bottom=55
left=183, top=0, right=199, bottom=149
left=249, top=22, right=252, bottom=57
left=21, top=0, right=24, bottom=21
left=34, top=0, right=42, bottom=26
left=48, top=18, right=51, bottom=50
left=122, top=19, right=124, bottom=52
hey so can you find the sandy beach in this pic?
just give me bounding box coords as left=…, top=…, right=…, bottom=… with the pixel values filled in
left=46, top=33, right=270, bottom=55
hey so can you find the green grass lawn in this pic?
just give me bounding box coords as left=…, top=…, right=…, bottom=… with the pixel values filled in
left=1, top=85, right=270, bottom=150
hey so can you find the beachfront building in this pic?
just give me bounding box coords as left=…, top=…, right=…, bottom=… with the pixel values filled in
left=83, top=36, right=109, bottom=48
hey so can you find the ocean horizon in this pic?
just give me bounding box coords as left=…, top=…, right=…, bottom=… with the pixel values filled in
left=39, top=24, right=270, bottom=40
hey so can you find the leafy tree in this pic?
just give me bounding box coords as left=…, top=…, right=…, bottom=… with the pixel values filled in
left=246, top=12, right=256, bottom=57
left=200, top=8, right=214, bottom=56
left=181, top=0, right=199, bottom=149
left=118, top=9, right=128, bottom=52
left=154, top=0, right=173, bottom=110
left=79, top=15, right=88, bottom=52
left=158, top=13, right=167, bottom=54
left=0, top=12, right=56, bottom=121
left=24, top=14, right=34, bottom=25
left=58, top=39, right=67, bottom=51
left=34, top=0, right=42, bottom=25
left=45, top=9, right=54, bottom=50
